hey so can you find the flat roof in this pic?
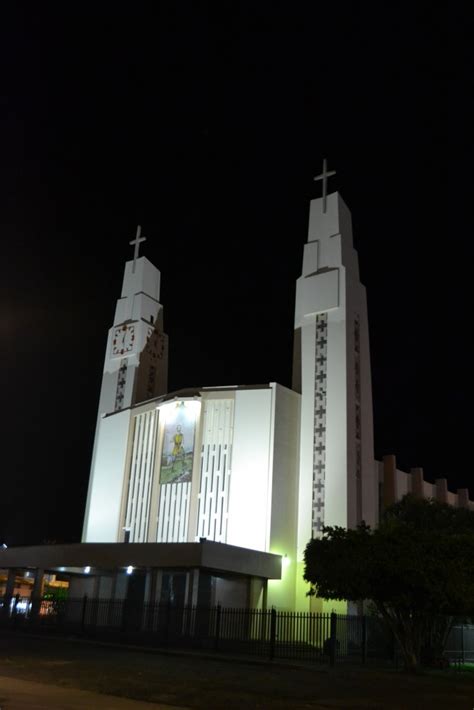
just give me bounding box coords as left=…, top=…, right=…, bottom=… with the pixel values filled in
left=0, top=540, right=282, bottom=580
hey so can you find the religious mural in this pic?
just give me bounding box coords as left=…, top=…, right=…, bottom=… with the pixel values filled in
left=159, top=401, right=197, bottom=484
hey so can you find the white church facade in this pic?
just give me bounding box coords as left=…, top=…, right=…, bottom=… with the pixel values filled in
left=2, top=186, right=472, bottom=612
left=81, top=188, right=379, bottom=611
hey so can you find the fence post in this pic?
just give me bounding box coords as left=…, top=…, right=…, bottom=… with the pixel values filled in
left=81, top=595, right=88, bottom=633
left=329, top=612, right=337, bottom=667
left=361, top=615, right=367, bottom=665
left=390, top=627, right=397, bottom=666
left=121, top=598, right=129, bottom=633
left=164, top=600, right=171, bottom=647
left=214, top=604, right=221, bottom=651
left=269, top=607, right=277, bottom=660
left=461, top=623, right=465, bottom=665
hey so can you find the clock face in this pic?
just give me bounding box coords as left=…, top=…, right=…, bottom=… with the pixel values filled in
left=146, top=326, right=165, bottom=360
left=112, top=324, right=135, bottom=356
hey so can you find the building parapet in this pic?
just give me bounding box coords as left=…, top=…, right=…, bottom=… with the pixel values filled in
left=377, top=454, right=474, bottom=519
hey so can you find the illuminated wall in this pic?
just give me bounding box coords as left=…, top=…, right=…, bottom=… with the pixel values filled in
left=196, top=397, right=234, bottom=543
left=226, top=389, right=274, bottom=551
left=83, top=384, right=300, bottom=595
left=123, top=409, right=159, bottom=542
left=82, top=408, right=132, bottom=542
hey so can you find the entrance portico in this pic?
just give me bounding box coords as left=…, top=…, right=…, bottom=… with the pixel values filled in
left=1, top=540, right=281, bottom=610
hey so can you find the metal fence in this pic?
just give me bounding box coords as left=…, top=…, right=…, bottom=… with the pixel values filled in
left=445, top=624, right=474, bottom=666
left=0, top=595, right=399, bottom=664
left=2, top=595, right=470, bottom=666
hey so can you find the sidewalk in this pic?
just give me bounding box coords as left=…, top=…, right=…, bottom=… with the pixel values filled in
left=0, top=676, right=189, bottom=710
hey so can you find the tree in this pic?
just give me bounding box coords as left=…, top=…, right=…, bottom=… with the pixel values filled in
left=304, top=496, right=474, bottom=671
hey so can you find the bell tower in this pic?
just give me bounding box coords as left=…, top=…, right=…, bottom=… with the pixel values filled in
left=82, top=227, right=168, bottom=540
left=96, top=226, right=168, bottom=416
left=293, top=164, right=376, bottom=610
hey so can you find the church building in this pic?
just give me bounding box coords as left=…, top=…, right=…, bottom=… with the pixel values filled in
left=2, top=179, right=472, bottom=613
left=80, top=182, right=378, bottom=611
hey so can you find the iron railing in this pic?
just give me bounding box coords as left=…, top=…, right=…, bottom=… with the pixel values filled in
left=1, top=595, right=468, bottom=666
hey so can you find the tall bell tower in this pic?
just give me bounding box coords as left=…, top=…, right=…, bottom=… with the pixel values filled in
left=82, top=227, right=168, bottom=539
left=293, top=165, right=376, bottom=609
left=96, top=226, right=168, bottom=415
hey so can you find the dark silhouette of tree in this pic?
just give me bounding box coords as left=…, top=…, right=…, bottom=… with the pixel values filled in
left=304, top=495, right=474, bottom=671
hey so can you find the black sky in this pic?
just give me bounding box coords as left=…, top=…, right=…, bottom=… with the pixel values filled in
left=1, top=3, right=472, bottom=545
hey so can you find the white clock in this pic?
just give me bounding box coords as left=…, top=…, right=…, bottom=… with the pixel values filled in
left=112, top=324, right=135, bottom=356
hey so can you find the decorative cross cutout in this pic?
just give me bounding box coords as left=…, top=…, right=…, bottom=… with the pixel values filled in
left=314, top=480, right=325, bottom=493
left=313, top=158, right=336, bottom=214
left=314, top=499, right=325, bottom=512
left=314, top=461, right=325, bottom=474
left=129, top=225, right=146, bottom=273
left=315, top=442, right=325, bottom=455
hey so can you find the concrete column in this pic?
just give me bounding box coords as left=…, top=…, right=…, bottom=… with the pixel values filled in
left=410, top=467, right=424, bottom=498
left=29, top=568, right=45, bottom=620
left=262, top=579, right=268, bottom=611
left=2, top=569, right=16, bottom=618
left=190, top=569, right=200, bottom=607
left=4, top=569, right=16, bottom=597
left=457, top=488, right=470, bottom=509
left=183, top=571, right=192, bottom=607
left=31, top=568, right=44, bottom=599
left=435, top=478, right=448, bottom=504
left=146, top=568, right=162, bottom=604
left=249, top=578, right=265, bottom=609
left=382, top=455, right=397, bottom=508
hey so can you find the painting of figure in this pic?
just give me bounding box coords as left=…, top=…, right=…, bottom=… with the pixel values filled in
left=159, top=402, right=196, bottom=484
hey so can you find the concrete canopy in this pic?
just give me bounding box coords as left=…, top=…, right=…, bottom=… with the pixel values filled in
left=0, top=540, right=282, bottom=580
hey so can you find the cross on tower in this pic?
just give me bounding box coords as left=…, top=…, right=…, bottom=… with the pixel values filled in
left=313, top=159, right=336, bottom=214
left=129, top=225, right=146, bottom=273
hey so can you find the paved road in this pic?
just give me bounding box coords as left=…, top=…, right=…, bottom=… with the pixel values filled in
left=0, top=676, right=189, bottom=710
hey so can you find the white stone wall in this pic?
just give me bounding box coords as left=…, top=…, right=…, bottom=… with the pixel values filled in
left=226, top=388, right=274, bottom=551
left=396, top=469, right=412, bottom=498
left=267, top=384, right=300, bottom=610
left=124, top=409, right=159, bottom=542
left=196, top=397, right=234, bottom=543
left=82, top=409, right=132, bottom=541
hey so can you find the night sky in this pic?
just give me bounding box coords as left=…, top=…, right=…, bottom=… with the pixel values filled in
left=1, top=5, right=472, bottom=545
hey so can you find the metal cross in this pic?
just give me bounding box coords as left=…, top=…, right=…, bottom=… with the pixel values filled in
left=313, top=158, right=336, bottom=213
left=129, top=225, right=146, bottom=273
